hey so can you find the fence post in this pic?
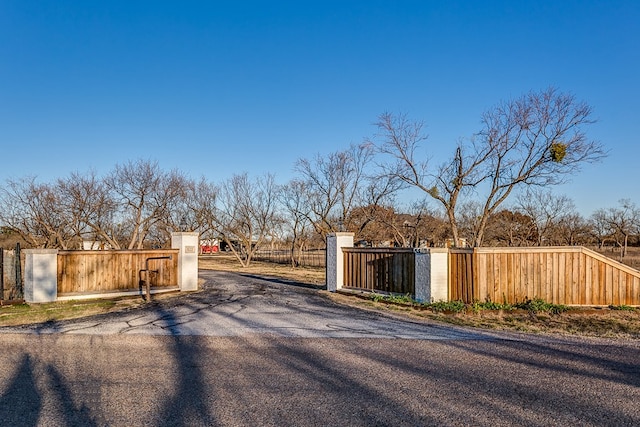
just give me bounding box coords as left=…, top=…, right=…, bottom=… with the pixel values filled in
left=326, top=232, right=354, bottom=292
left=171, top=232, right=199, bottom=291
left=0, top=249, right=4, bottom=300
left=414, top=248, right=449, bottom=303
left=24, top=249, right=58, bottom=303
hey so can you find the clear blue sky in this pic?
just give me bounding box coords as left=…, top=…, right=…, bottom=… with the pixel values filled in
left=1, top=0, right=638, bottom=215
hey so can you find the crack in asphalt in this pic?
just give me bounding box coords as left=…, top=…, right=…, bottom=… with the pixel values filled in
left=0, top=271, right=492, bottom=340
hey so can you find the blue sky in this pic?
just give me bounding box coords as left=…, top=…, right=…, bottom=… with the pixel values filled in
left=1, top=0, right=638, bottom=215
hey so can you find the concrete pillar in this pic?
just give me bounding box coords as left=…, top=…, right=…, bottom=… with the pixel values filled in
left=414, top=248, right=449, bottom=303
left=24, top=249, right=58, bottom=303
left=326, top=232, right=354, bottom=292
left=171, top=232, right=199, bottom=291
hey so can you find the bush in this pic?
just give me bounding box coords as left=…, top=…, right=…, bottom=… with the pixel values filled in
left=514, top=298, right=570, bottom=314
left=609, top=305, right=636, bottom=311
left=427, top=300, right=466, bottom=313
left=366, top=293, right=570, bottom=315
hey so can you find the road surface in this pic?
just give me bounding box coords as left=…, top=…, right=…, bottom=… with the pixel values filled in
left=0, top=270, right=639, bottom=426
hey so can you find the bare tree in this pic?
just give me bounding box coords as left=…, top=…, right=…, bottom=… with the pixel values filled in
left=295, top=142, right=399, bottom=239
left=279, top=179, right=313, bottom=267
left=105, top=159, right=188, bottom=249
left=57, top=170, right=121, bottom=249
left=374, top=88, right=606, bottom=246
left=180, top=177, right=220, bottom=239
left=1, top=162, right=201, bottom=250
left=597, top=199, right=640, bottom=258
left=554, top=212, right=590, bottom=246
left=483, top=209, right=538, bottom=247
left=589, top=209, right=613, bottom=248
left=0, top=177, right=76, bottom=248
left=516, top=189, right=576, bottom=246
left=215, top=173, right=278, bottom=267
left=456, top=200, right=483, bottom=247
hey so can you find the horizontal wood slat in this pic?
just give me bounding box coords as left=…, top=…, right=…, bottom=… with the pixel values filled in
left=57, top=250, right=179, bottom=295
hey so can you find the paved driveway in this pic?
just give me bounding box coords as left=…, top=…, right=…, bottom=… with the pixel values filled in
left=0, top=271, right=639, bottom=426
left=2, top=270, right=486, bottom=339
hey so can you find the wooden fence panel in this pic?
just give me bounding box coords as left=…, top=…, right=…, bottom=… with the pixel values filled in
left=57, top=250, right=179, bottom=295
left=450, top=247, right=640, bottom=306
left=341, top=245, right=640, bottom=306
left=343, top=248, right=414, bottom=294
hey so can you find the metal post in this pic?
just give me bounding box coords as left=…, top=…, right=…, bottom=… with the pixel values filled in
left=141, top=256, right=172, bottom=302
left=146, top=269, right=152, bottom=302
left=15, top=243, right=22, bottom=299
left=0, top=249, right=4, bottom=301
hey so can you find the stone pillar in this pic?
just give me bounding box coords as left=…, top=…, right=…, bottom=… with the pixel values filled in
left=24, top=249, right=58, bottom=303
left=171, top=232, right=199, bottom=291
left=326, top=232, right=354, bottom=292
left=414, top=248, right=449, bottom=303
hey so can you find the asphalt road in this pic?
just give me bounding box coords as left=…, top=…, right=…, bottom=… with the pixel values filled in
left=0, top=270, right=639, bottom=426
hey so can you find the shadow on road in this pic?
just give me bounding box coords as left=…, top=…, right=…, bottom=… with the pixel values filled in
left=152, top=304, right=217, bottom=427
left=46, top=364, right=98, bottom=426
left=237, top=272, right=325, bottom=290
left=0, top=355, right=41, bottom=427
left=0, top=353, right=99, bottom=426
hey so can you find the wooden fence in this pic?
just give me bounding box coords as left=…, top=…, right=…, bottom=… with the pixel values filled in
left=57, top=249, right=179, bottom=295
left=253, top=249, right=326, bottom=267
left=343, top=248, right=414, bottom=294
left=450, top=246, right=640, bottom=306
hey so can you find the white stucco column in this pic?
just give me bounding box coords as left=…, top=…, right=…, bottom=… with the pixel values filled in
left=171, top=232, right=199, bottom=291
left=24, top=249, right=58, bottom=303
left=414, top=248, right=449, bottom=303
left=326, top=232, right=354, bottom=292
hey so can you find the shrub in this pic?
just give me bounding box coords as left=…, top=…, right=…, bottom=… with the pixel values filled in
left=514, top=297, right=570, bottom=314
left=609, top=305, right=636, bottom=311
left=427, top=300, right=466, bottom=313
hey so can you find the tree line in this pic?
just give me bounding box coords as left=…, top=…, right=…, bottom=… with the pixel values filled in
left=3, top=88, right=632, bottom=266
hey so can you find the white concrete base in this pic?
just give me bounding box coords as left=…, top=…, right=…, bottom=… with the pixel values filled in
left=57, top=287, right=180, bottom=301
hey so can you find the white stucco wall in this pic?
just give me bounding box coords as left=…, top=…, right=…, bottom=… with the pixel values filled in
left=326, top=233, right=354, bottom=292
left=171, top=232, right=199, bottom=291
left=24, top=249, right=58, bottom=303
left=414, top=248, right=449, bottom=303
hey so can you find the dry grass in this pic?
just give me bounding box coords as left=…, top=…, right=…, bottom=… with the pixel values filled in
left=327, top=295, right=640, bottom=339
left=199, top=255, right=326, bottom=286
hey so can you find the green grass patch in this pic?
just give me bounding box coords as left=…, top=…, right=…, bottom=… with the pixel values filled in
left=0, top=299, right=126, bottom=326
left=366, top=292, right=571, bottom=315
left=513, top=297, right=571, bottom=314
left=426, top=300, right=466, bottom=313
left=608, top=304, right=637, bottom=311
